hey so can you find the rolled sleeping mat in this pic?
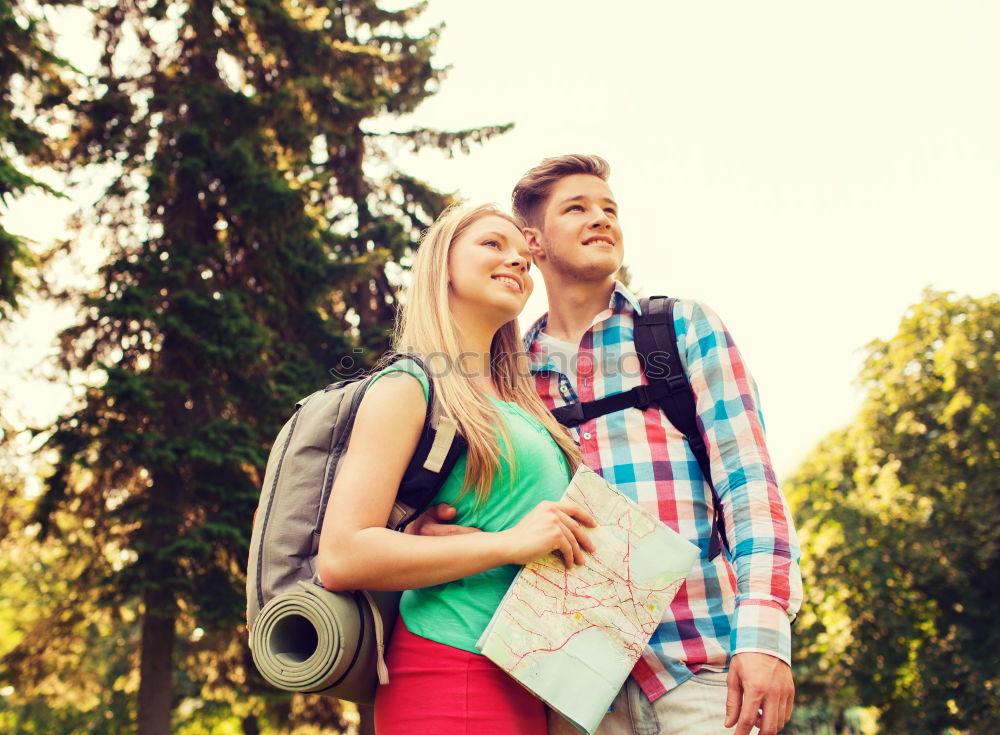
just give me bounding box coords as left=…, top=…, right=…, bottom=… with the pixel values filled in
left=249, top=580, right=401, bottom=705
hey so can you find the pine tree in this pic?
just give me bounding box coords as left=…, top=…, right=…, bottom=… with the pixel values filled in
left=21, top=2, right=509, bottom=733
left=0, top=0, right=72, bottom=318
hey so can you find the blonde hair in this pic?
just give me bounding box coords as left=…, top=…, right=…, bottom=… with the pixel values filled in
left=391, top=203, right=580, bottom=503
left=511, top=154, right=611, bottom=228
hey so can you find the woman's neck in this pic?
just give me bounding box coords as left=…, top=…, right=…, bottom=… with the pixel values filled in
left=450, top=313, right=501, bottom=398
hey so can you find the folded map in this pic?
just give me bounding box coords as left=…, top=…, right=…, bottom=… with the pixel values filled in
left=476, top=465, right=700, bottom=734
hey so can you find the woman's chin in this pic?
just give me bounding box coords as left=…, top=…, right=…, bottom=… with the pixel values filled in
left=504, top=302, right=528, bottom=321
left=490, top=307, right=525, bottom=330
left=490, top=294, right=528, bottom=319
left=449, top=292, right=528, bottom=331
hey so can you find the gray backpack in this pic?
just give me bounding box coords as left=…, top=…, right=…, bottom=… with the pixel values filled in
left=246, top=354, right=465, bottom=704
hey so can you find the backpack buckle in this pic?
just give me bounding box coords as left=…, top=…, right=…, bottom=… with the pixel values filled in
left=665, top=373, right=688, bottom=394
left=633, top=384, right=652, bottom=411
left=555, top=401, right=586, bottom=428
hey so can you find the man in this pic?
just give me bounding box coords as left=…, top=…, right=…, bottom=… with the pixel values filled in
left=421, top=154, right=802, bottom=735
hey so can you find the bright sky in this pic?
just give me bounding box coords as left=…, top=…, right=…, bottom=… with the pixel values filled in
left=3, top=1, right=999, bottom=479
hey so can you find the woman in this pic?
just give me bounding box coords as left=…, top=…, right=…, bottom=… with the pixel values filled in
left=316, top=203, right=595, bottom=734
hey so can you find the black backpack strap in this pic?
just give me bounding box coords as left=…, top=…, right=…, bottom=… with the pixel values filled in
left=636, top=296, right=729, bottom=560
left=385, top=353, right=468, bottom=530
left=551, top=382, right=672, bottom=428
left=547, top=299, right=729, bottom=559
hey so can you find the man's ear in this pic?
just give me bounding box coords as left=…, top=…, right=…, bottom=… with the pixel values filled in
left=523, top=227, right=545, bottom=259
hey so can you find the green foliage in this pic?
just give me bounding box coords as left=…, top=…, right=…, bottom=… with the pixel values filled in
left=6, top=1, right=509, bottom=733
left=0, top=0, right=72, bottom=318
left=0, top=460, right=137, bottom=733
left=787, top=288, right=1000, bottom=734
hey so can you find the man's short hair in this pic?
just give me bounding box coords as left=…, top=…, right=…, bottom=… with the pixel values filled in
left=511, top=154, right=610, bottom=228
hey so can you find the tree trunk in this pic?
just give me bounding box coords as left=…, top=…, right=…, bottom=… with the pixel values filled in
left=357, top=704, right=376, bottom=735
left=241, top=714, right=261, bottom=735
left=136, top=586, right=177, bottom=735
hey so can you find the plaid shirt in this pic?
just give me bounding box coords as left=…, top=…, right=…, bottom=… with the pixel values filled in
left=524, top=282, right=802, bottom=700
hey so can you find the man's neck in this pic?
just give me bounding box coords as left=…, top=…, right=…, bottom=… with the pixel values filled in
left=541, top=277, right=616, bottom=343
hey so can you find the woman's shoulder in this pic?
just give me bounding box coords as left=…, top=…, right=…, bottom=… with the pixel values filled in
left=369, top=356, right=430, bottom=403
left=353, top=359, right=428, bottom=448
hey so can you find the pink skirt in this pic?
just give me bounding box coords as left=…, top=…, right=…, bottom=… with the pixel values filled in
left=374, top=618, right=547, bottom=735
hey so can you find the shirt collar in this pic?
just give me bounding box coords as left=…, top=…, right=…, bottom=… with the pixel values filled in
left=523, top=313, right=552, bottom=370
left=523, top=280, right=642, bottom=371
left=611, top=280, right=643, bottom=316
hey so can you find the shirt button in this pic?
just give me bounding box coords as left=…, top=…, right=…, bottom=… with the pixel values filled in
left=582, top=432, right=593, bottom=440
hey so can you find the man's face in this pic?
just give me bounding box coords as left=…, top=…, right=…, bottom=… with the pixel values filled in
left=526, top=174, right=624, bottom=282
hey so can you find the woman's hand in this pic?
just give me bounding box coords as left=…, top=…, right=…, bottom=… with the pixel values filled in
left=501, top=501, right=598, bottom=568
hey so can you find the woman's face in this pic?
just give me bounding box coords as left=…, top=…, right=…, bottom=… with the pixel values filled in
left=447, top=214, right=533, bottom=324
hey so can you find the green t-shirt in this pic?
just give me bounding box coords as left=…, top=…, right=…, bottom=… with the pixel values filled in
left=370, top=359, right=573, bottom=653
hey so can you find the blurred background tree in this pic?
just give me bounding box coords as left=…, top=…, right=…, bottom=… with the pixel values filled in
left=0, top=1, right=508, bottom=733
left=5, top=1, right=994, bottom=733
left=0, top=0, right=72, bottom=319
left=786, top=288, right=1000, bottom=735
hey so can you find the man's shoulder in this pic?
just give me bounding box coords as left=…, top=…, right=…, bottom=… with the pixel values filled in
left=636, top=295, right=723, bottom=331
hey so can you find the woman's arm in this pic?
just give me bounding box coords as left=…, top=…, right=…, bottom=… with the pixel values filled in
left=316, top=373, right=596, bottom=592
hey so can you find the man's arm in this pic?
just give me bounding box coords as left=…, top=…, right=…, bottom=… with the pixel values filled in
left=405, top=503, right=481, bottom=536
left=677, top=299, right=803, bottom=735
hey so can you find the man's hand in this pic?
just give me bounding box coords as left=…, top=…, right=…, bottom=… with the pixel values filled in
left=724, top=652, right=794, bottom=735
left=404, top=503, right=480, bottom=536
